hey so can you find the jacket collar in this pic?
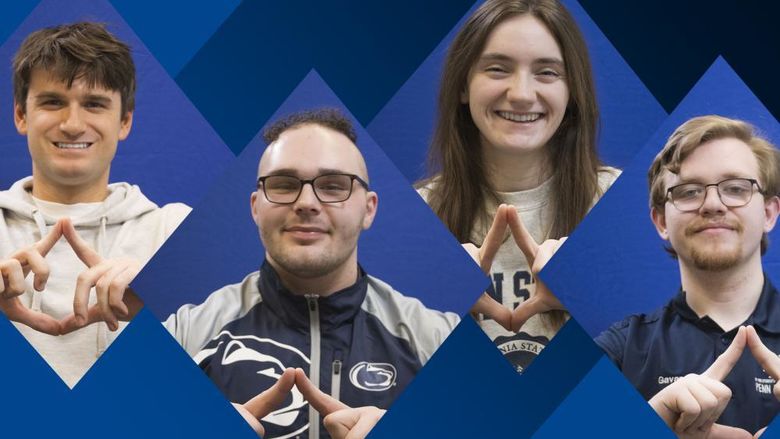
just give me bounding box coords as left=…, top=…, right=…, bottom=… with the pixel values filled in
left=258, top=261, right=368, bottom=330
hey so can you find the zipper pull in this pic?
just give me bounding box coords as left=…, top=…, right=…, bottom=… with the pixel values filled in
left=331, top=357, right=343, bottom=401
left=305, top=294, right=318, bottom=311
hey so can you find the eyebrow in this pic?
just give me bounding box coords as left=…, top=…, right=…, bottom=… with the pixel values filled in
left=478, top=53, right=564, bottom=67
left=264, top=168, right=353, bottom=177
left=32, top=92, right=64, bottom=102
left=32, top=92, right=114, bottom=106
left=83, top=94, right=113, bottom=105
left=675, top=173, right=755, bottom=184
left=479, top=53, right=514, bottom=63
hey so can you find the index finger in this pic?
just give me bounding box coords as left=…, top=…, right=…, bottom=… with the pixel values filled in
left=243, top=368, right=296, bottom=419
left=33, top=220, right=63, bottom=257
left=704, top=326, right=746, bottom=381
left=505, top=206, right=538, bottom=264
left=478, top=204, right=509, bottom=273
left=295, top=368, right=349, bottom=416
left=746, top=325, right=780, bottom=380
left=61, top=218, right=102, bottom=267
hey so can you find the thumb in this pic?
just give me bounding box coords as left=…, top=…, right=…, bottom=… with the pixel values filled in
left=471, top=293, right=511, bottom=332
left=510, top=297, right=544, bottom=332
left=60, top=217, right=102, bottom=267
left=708, top=423, right=753, bottom=439
left=243, top=368, right=296, bottom=419
left=295, top=368, right=349, bottom=416
left=704, top=326, right=747, bottom=381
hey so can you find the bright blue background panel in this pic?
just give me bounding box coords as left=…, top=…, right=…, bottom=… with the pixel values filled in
left=533, top=355, right=675, bottom=438
left=0, top=0, right=234, bottom=207
left=367, top=0, right=666, bottom=183
left=137, top=71, right=488, bottom=319
left=370, top=317, right=604, bottom=437
left=0, top=309, right=260, bottom=438
left=543, top=58, right=780, bottom=338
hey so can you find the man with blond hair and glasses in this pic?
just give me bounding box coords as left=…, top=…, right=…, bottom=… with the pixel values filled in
left=597, top=115, right=780, bottom=437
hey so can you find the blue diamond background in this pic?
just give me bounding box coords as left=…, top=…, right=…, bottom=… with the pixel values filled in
left=0, top=0, right=778, bottom=437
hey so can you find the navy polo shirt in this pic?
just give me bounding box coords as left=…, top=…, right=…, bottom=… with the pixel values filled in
left=595, top=277, right=780, bottom=434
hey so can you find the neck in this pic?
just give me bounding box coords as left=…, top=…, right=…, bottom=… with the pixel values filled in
left=31, top=171, right=109, bottom=204
left=680, top=255, right=764, bottom=331
left=269, top=258, right=359, bottom=298
left=481, top=144, right=550, bottom=192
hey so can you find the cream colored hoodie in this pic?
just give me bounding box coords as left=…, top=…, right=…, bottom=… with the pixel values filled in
left=0, top=177, right=190, bottom=388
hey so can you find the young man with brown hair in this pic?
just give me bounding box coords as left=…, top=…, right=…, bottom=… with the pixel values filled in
left=0, top=22, right=189, bottom=388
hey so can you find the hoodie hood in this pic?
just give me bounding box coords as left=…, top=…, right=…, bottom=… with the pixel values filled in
left=0, top=176, right=159, bottom=227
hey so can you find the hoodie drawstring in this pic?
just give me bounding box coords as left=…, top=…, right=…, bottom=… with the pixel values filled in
left=30, top=209, right=47, bottom=312
left=96, top=215, right=108, bottom=356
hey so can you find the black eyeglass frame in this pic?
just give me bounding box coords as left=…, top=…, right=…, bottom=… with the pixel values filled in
left=256, top=173, right=370, bottom=204
left=665, top=177, right=764, bottom=212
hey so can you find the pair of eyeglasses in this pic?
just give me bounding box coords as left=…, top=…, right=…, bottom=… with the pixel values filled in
left=666, top=178, right=764, bottom=212
left=256, top=173, right=369, bottom=204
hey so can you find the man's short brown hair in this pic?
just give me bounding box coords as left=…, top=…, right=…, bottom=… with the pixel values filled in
left=13, top=22, right=136, bottom=119
left=648, top=115, right=780, bottom=254
left=263, top=108, right=357, bottom=144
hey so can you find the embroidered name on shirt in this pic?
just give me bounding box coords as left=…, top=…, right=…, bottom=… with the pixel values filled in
left=658, top=376, right=682, bottom=385
left=755, top=377, right=776, bottom=395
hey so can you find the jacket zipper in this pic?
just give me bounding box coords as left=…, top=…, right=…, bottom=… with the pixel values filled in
left=306, top=294, right=321, bottom=439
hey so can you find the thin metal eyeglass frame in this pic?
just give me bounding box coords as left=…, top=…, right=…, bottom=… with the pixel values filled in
left=665, top=178, right=763, bottom=212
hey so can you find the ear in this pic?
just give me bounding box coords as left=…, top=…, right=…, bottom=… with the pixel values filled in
left=361, top=191, right=379, bottom=230
left=118, top=110, right=133, bottom=141
left=460, top=88, right=469, bottom=105
left=14, top=101, right=27, bottom=135
left=250, top=191, right=261, bottom=225
left=650, top=206, right=669, bottom=240
left=764, top=195, right=780, bottom=233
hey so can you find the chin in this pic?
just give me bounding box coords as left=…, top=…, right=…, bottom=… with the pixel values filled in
left=492, top=140, right=547, bottom=154
left=688, top=247, right=743, bottom=272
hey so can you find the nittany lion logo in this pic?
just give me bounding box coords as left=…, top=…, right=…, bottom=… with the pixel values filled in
left=348, top=362, right=397, bottom=391
left=195, top=331, right=310, bottom=439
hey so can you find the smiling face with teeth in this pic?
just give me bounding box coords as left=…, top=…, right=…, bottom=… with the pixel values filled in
left=463, top=14, right=569, bottom=175
left=14, top=69, right=133, bottom=203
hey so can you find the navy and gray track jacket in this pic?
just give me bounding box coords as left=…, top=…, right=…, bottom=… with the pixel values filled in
left=165, top=262, right=460, bottom=439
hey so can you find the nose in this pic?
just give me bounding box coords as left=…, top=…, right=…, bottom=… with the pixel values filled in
left=699, top=185, right=727, bottom=215
left=506, top=71, right=535, bottom=104
left=59, top=105, right=86, bottom=137
left=293, top=182, right=321, bottom=214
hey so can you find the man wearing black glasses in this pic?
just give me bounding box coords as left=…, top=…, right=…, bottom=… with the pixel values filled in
left=596, top=115, right=780, bottom=438
left=164, top=109, right=459, bottom=439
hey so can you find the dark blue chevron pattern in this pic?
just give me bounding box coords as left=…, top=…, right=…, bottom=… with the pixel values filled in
left=0, top=0, right=778, bottom=437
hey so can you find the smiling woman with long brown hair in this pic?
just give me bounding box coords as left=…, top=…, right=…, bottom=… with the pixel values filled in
left=418, top=0, right=619, bottom=372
